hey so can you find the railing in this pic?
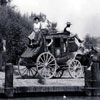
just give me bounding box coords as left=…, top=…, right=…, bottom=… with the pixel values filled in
left=4, top=54, right=100, bottom=97
left=5, top=63, right=13, bottom=97
left=85, top=55, right=100, bottom=96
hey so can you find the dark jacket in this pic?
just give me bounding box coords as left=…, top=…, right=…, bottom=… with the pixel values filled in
left=63, top=27, right=70, bottom=35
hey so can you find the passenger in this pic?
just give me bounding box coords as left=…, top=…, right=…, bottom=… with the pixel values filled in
left=28, top=17, right=41, bottom=47
left=41, top=15, right=53, bottom=48
left=40, top=15, right=50, bottom=34
left=64, top=22, right=83, bottom=43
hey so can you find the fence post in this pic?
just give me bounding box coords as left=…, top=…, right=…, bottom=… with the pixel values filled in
left=92, top=55, right=100, bottom=96
left=84, top=66, right=92, bottom=96
left=4, top=63, right=14, bottom=97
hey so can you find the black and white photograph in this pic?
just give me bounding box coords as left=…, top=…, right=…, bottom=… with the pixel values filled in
left=0, top=0, right=100, bottom=99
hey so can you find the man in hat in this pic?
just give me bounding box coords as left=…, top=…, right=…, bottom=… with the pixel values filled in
left=64, top=22, right=83, bottom=43
left=64, top=22, right=72, bottom=35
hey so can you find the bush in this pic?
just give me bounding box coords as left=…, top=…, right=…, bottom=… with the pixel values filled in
left=84, top=34, right=98, bottom=49
left=0, top=5, right=33, bottom=64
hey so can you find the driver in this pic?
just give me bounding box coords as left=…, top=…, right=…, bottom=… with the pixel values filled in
left=64, top=22, right=83, bottom=43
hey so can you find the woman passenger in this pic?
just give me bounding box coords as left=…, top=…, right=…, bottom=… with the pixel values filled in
left=28, top=17, right=41, bottom=46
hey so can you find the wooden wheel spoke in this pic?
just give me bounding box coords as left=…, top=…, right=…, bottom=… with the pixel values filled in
left=31, top=67, right=36, bottom=72
left=43, top=54, right=46, bottom=62
left=39, top=67, right=45, bottom=72
left=26, top=70, right=29, bottom=76
left=48, top=58, right=55, bottom=64
left=28, top=70, right=31, bottom=76
left=27, top=69, right=31, bottom=77
left=46, top=53, right=49, bottom=62
left=19, top=67, right=26, bottom=70
left=37, top=62, right=44, bottom=66
left=46, top=69, right=53, bottom=76
left=40, top=56, right=44, bottom=63
left=41, top=68, right=46, bottom=76
left=22, top=68, right=27, bottom=75
left=49, top=63, right=55, bottom=66
left=26, top=69, right=30, bottom=76
left=37, top=64, right=44, bottom=67
left=30, top=69, right=34, bottom=76
left=47, top=55, right=52, bottom=63
left=47, top=66, right=55, bottom=72
left=76, top=65, right=81, bottom=68
left=69, top=67, right=74, bottom=70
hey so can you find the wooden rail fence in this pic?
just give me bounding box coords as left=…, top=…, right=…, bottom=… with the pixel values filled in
left=3, top=54, right=100, bottom=97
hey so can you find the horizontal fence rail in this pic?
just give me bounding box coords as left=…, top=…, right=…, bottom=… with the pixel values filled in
left=3, top=54, right=100, bottom=97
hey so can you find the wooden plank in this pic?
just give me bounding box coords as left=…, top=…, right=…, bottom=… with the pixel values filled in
left=13, top=79, right=85, bottom=94
left=14, top=86, right=84, bottom=93
left=14, top=79, right=85, bottom=87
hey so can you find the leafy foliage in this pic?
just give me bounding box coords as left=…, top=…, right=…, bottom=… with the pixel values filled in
left=0, top=5, right=32, bottom=64
left=84, top=34, right=98, bottom=49
left=0, top=0, right=11, bottom=6
left=0, top=3, right=58, bottom=64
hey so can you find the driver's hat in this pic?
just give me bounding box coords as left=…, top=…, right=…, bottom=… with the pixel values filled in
left=66, top=22, right=72, bottom=25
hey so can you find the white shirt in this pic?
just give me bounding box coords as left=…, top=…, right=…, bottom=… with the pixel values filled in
left=33, top=22, right=41, bottom=32
left=41, top=19, right=49, bottom=29
left=28, top=22, right=41, bottom=40
left=66, top=27, right=71, bottom=32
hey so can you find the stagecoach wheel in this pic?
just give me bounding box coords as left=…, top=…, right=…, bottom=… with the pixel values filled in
left=36, top=52, right=57, bottom=79
left=18, top=58, right=37, bottom=78
left=68, top=59, right=83, bottom=79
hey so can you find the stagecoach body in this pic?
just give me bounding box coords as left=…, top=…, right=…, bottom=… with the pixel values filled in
left=18, top=32, right=84, bottom=79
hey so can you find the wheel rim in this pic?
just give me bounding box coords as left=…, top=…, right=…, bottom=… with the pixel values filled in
left=18, top=58, right=37, bottom=78
left=36, top=52, right=57, bottom=79
left=68, top=59, right=83, bottom=79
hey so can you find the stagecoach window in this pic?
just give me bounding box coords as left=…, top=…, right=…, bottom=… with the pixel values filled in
left=54, top=38, right=60, bottom=47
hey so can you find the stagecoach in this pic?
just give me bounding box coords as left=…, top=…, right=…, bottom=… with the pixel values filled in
left=18, top=32, right=84, bottom=79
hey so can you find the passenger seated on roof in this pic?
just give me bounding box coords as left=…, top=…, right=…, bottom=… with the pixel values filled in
left=64, top=22, right=83, bottom=43
left=40, top=15, right=51, bottom=35
left=28, top=17, right=41, bottom=47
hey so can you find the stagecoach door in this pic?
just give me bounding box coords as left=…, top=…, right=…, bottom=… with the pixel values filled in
left=53, top=37, right=62, bottom=58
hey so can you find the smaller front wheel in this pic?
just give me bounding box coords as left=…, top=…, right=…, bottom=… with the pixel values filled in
left=67, top=59, right=83, bottom=79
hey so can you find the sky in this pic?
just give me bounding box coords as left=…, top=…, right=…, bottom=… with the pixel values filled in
left=11, top=0, right=100, bottom=39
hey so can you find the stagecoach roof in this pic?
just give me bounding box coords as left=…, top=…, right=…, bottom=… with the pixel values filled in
left=44, top=32, right=70, bottom=38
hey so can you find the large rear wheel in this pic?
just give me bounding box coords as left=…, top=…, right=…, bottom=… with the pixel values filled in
left=18, top=58, right=37, bottom=78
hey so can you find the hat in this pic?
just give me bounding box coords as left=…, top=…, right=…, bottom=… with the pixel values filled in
left=34, top=17, right=39, bottom=21
left=66, top=22, right=72, bottom=25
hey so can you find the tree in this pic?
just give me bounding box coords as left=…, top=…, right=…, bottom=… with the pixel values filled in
left=0, top=0, right=12, bottom=6
left=49, top=22, right=57, bottom=33
left=84, top=34, right=98, bottom=49
left=0, top=6, right=32, bottom=64
left=0, top=4, right=58, bottom=64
